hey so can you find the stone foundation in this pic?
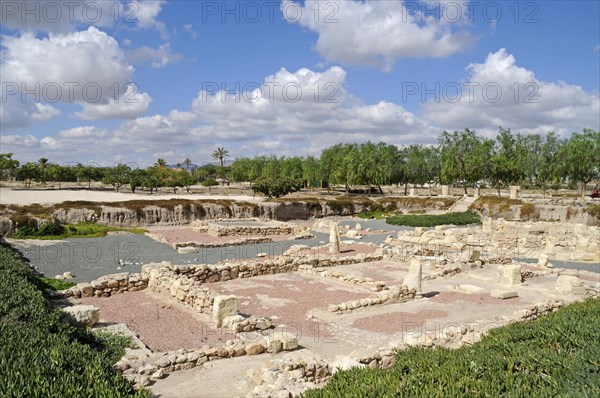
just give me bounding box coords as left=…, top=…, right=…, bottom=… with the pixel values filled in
left=328, top=285, right=417, bottom=313
left=62, top=272, right=148, bottom=298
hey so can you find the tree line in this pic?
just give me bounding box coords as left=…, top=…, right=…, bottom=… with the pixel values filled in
left=1, top=128, right=598, bottom=197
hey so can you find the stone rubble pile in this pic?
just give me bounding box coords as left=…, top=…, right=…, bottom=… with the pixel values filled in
left=248, top=357, right=333, bottom=398
left=511, top=300, right=565, bottom=322
left=116, top=333, right=299, bottom=388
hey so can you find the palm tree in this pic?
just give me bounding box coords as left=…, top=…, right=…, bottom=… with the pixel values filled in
left=183, top=158, right=192, bottom=172
left=212, top=147, right=230, bottom=167
left=38, top=158, right=49, bottom=184
left=37, top=158, right=49, bottom=171
left=154, top=158, right=167, bottom=170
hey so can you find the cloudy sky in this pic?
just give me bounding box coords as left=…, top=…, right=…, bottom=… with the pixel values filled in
left=1, top=0, right=598, bottom=167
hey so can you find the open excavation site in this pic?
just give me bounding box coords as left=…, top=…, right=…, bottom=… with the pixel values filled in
left=2, top=190, right=599, bottom=398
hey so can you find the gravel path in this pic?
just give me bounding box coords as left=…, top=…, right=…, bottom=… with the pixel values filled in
left=0, top=187, right=261, bottom=205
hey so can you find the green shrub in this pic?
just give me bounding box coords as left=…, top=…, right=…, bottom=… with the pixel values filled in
left=0, top=243, right=148, bottom=397
left=305, top=299, right=600, bottom=397
left=252, top=177, right=303, bottom=198
left=386, top=211, right=481, bottom=227
left=37, top=222, right=66, bottom=236
left=36, top=277, right=76, bottom=291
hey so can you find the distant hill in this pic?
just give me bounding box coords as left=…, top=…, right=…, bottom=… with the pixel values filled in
left=166, top=162, right=227, bottom=171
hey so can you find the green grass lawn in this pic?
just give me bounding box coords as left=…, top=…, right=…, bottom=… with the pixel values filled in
left=304, top=298, right=600, bottom=397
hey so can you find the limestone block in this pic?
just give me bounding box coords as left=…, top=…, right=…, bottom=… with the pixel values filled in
left=329, top=222, right=340, bottom=254
left=469, top=250, right=481, bottom=263
left=403, top=258, right=422, bottom=296
left=346, top=230, right=359, bottom=238
left=441, top=185, right=450, bottom=196
left=490, top=289, right=518, bottom=299
left=556, top=275, right=585, bottom=294
left=222, top=315, right=244, bottom=331
left=544, top=237, right=556, bottom=254
left=538, top=253, right=551, bottom=268
left=270, top=330, right=299, bottom=351
left=482, top=218, right=492, bottom=234
left=212, top=295, right=238, bottom=328
left=509, top=186, right=520, bottom=199
left=499, top=264, right=522, bottom=286
left=576, top=237, right=590, bottom=250
left=331, top=357, right=365, bottom=374
left=62, top=305, right=100, bottom=327
left=266, top=338, right=283, bottom=354
left=245, top=342, right=265, bottom=355
left=77, top=282, right=94, bottom=297
left=169, top=279, right=181, bottom=297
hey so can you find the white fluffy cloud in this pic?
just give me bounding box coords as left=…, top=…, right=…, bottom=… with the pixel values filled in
left=422, top=48, right=600, bottom=136
left=75, top=84, right=152, bottom=120
left=58, top=126, right=109, bottom=139
left=127, top=43, right=183, bottom=68
left=3, top=55, right=598, bottom=165
left=1, top=26, right=152, bottom=128
left=0, top=0, right=166, bottom=34
left=282, top=0, right=475, bottom=70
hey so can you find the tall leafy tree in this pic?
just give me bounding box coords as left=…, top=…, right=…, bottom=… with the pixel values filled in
left=439, top=129, right=491, bottom=194
left=560, top=129, right=600, bottom=198
left=15, top=163, right=39, bottom=188
left=536, top=132, right=563, bottom=197
left=0, top=153, right=20, bottom=181
left=302, top=155, right=321, bottom=190
left=103, top=164, right=131, bottom=192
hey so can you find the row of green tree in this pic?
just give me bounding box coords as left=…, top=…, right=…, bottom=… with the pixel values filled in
left=228, top=128, right=598, bottom=196
left=1, top=128, right=598, bottom=197
left=0, top=157, right=227, bottom=193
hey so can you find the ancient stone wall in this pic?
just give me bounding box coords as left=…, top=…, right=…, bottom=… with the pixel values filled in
left=62, top=272, right=148, bottom=298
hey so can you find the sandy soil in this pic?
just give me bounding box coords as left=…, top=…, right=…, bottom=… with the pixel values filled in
left=0, top=187, right=261, bottom=205
left=78, top=290, right=231, bottom=351
left=352, top=310, right=449, bottom=334
left=210, top=273, right=373, bottom=337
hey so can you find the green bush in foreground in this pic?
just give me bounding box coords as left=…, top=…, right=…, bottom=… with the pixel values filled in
left=0, top=243, right=148, bottom=398
left=386, top=211, right=481, bottom=227
left=304, top=298, right=600, bottom=398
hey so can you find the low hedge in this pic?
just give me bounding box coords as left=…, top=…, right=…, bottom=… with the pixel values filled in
left=0, top=243, right=148, bottom=397
left=386, top=211, right=481, bottom=227
left=304, top=298, right=600, bottom=397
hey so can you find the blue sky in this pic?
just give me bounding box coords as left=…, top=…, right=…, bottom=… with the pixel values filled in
left=1, top=0, right=599, bottom=166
